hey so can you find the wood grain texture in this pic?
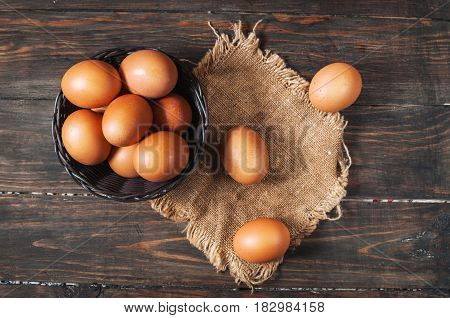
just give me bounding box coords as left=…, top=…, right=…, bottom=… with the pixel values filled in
left=0, top=195, right=448, bottom=291
left=0, top=283, right=101, bottom=298
left=0, top=11, right=448, bottom=106
left=1, top=283, right=447, bottom=298
left=0, top=99, right=448, bottom=198
left=100, top=287, right=450, bottom=298
left=3, top=1, right=449, bottom=19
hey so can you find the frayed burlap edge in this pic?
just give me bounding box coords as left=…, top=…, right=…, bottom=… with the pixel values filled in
left=150, top=21, right=351, bottom=287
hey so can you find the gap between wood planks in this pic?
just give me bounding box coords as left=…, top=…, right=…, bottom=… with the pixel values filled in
left=0, top=191, right=448, bottom=203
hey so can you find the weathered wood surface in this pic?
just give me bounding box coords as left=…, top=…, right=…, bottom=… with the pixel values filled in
left=0, top=100, right=448, bottom=198
left=3, top=1, right=449, bottom=19
left=1, top=283, right=447, bottom=298
left=0, top=0, right=448, bottom=297
left=0, top=283, right=102, bottom=298
left=0, top=195, right=448, bottom=293
left=0, top=12, right=448, bottom=106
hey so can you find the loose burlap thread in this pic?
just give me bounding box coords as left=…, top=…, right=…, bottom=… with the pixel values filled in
left=150, top=21, right=351, bottom=286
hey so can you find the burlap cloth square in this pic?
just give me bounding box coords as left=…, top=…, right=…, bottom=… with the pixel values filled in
left=150, top=21, right=351, bottom=286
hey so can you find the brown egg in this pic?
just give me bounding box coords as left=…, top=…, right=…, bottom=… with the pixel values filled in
left=120, top=50, right=178, bottom=99
left=61, top=60, right=122, bottom=108
left=62, top=110, right=111, bottom=165
left=223, top=126, right=269, bottom=185
left=108, top=144, right=139, bottom=178
left=102, top=94, right=153, bottom=147
left=133, top=131, right=190, bottom=182
left=309, top=62, right=362, bottom=113
left=153, top=93, right=192, bottom=132
left=233, top=218, right=291, bottom=263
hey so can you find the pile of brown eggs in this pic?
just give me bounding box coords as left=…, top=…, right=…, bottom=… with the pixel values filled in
left=60, top=50, right=193, bottom=182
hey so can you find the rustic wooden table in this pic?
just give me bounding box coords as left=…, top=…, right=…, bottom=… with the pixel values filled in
left=0, top=0, right=448, bottom=298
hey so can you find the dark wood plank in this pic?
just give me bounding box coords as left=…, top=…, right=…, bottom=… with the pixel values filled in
left=342, top=105, right=450, bottom=199
left=0, top=12, right=448, bottom=106
left=0, top=283, right=447, bottom=298
left=100, top=287, right=450, bottom=298
left=0, top=99, right=448, bottom=198
left=0, top=283, right=101, bottom=297
left=0, top=195, right=448, bottom=290
left=3, top=1, right=449, bottom=19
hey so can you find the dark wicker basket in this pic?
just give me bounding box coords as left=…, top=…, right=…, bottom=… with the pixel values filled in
left=52, top=47, right=208, bottom=202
